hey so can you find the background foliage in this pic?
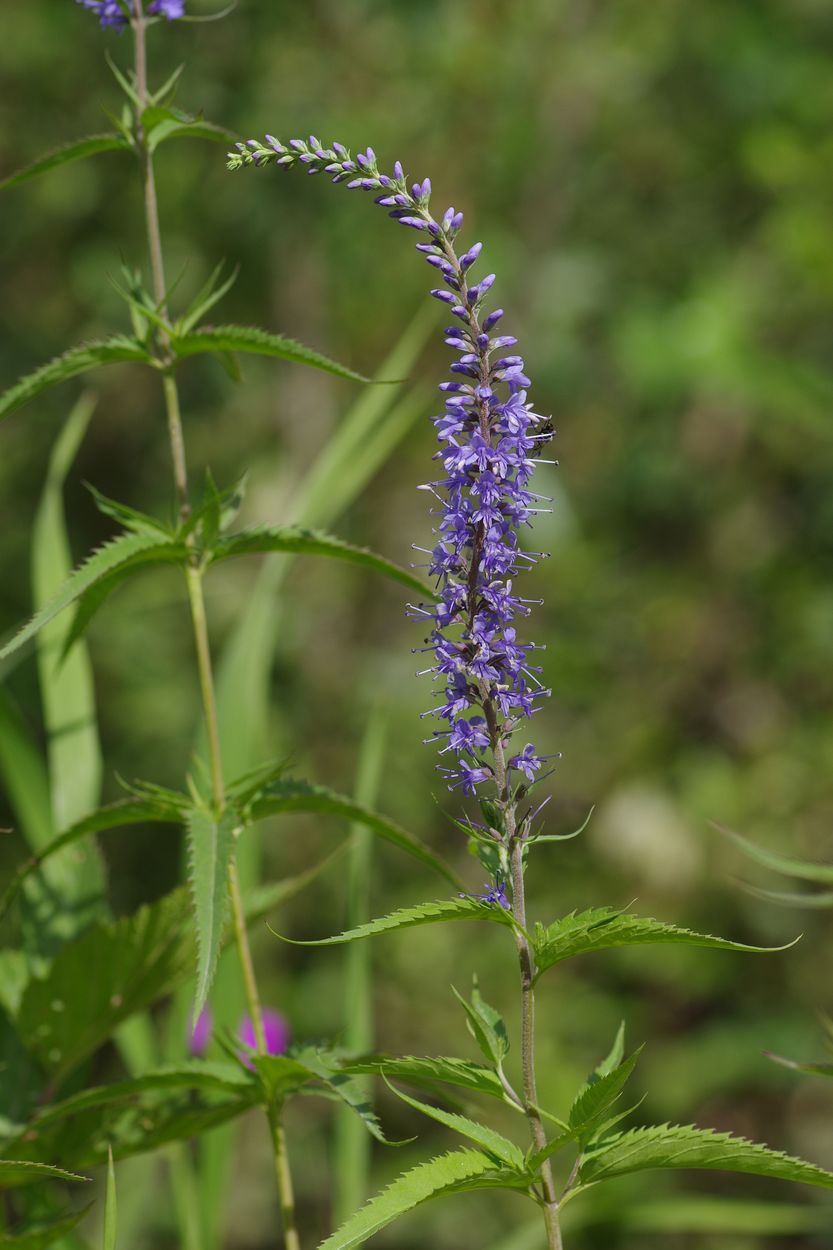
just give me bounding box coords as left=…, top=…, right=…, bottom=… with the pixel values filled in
left=1, top=1, right=832, bottom=1247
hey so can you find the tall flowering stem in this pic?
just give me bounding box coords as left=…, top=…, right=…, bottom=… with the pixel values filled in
left=128, top=12, right=300, bottom=1249
left=229, top=136, right=563, bottom=1248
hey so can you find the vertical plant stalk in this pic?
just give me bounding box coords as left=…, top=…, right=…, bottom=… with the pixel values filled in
left=130, top=8, right=300, bottom=1248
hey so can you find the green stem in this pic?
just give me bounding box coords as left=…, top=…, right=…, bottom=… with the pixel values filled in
left=509, top=839, right=563, bottom=1250
left=131, top=8, right=300, bottom=1247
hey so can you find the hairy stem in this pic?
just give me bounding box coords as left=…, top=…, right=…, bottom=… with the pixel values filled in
left=131, top=9, right=300, bottom=1246
left=510, top=838, right=563, bottom=1250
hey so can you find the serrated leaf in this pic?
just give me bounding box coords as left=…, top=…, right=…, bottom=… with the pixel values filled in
left=148, top=119, right=234, bottom=154
left=209, top=525, right=434, bottom=599
left=248, top=779, right=460, bottom=887
left=0, top=797, right=182, bottom=926
left=337, top=1054, right=506, bottom=1101
left=533, top=906, right=795, bottom=980
left=169, top=324, right=367, bottom=383
left=186, top=806, right=237, bottom=1019
left=387, top=1082, right=525, bottom=1169
left=576, top=1123, right=833, bottom=1191
left=273, top=897, right=511, bottom=948
left=287, top=1050, right=397, bottom=1145
left=16, top=890, right=193, bottom=1084
left=86, top=485, right=172, bottom=538
left=0, top=1161, right=88, bottom=1187
left=715, top=822, right=833, bottom=883
left=452, top=983, right=510, bottom=1069
left=567, top=1047, right=643, bottom=1139
left=0, top=135, right=131, bottom=191
left=0, top=531, right=186, bottom=664
left=0, top=1204, right=92, bottom=1249
left=0, top=338, right=149, bottom=423
left=318, top=1149, right=531, bottom=1250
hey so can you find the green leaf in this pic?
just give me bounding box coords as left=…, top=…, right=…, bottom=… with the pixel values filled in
left=248, top=779, right=460, bottom=887
left=0, top=797, right=181, bottom=926
left=17, top=1063, right=251, bottom=1136
left=0, top=1161, right=88, bottom=1187
left=575, top=1123, right=833, bottom=1192
left=533, top=906, right=795, bottom=980
left=0, top=690, right=52, bottom=854
left=169, top=324, right=367, bottom=383
left=0, top=530, right=187, bottom=665
left=16, top=890, right=193, bottom=1084
left=336, top=1055, right=506, bottom=1102
left=386, top=1082, right=525, bottom=1169
left=0, top=1205, right=92, bottom=1249
left=209, top=525, right=433, bottom=598
left=318, top=1149, right=531, bottom=1250
left=283, top=1050, right=396, bottom=1145
left=563, top=1047, right=643, bottom=1147
left=148, top=119, right=234, bottom=154
left=452, top=982, right=510, bottom=1069
left=273, top=897, right=510, bottom=948
left=103, top=1146, right=117, bottom=1250
left=176, top=263, right=239, bottom=337
left=30, top=394, right=107, bottom=951
left=0, top=135, right=131, bottom=191
left=595, top=1022, right=625, bottom=1078
left=186, top=805, right=237, bottom=1019
left=334, top=709, right=385, bottom=1226
left=0, top=338, right=149, bottom=424
left=715, top=822, right=833, bottom=884
left=87, top=485, right=172, bottom=538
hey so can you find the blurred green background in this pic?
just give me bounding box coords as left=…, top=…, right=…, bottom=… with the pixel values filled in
left=2, top=1, right=833, bottom=1247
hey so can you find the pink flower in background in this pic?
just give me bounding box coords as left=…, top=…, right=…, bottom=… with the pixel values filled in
left=238, top=1008, right=290, bottom=1068
left=189, top=1007, right=213, bottom=1056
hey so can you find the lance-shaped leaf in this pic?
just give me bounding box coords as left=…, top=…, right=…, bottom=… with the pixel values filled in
left=209, top=525, right=433, bottom=599
left=0, top=797, right=183, bottom=926
left=0, top=1203, right=93, bottom=1249
left=0, top=1161, right=88, bottom=1187
left=272, top=897, right=512, bottom=948
left=141, top=105, right=234, bottom=155
left=318, top=1149, right=532, bottom=1250
left=567, top=1046, right=644, bottom=1143
left=248, top=779, right=460, bottom=887
left=715, top=822, right=833, bottom=884
left=0, top=135, right=132, bottom=192
left=169, top=324, right=367, bottom=383
left=574, top=1123, right=833, bottom=1193
left=533, top=906, right=796, bottom=981
left=0, top=531, right=188, bottom=665
left=337, top=1055, right=506, bottom=1102
left=186, top=806, right=238, bottom=1020
left=386, top=1081, right=525, bottom=1169
left=0, top=338, right=149, bottom=423
left=453, top=982, right=510, bottom=1069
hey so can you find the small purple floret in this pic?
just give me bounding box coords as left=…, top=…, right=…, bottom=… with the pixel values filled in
left=189, top=1007, right=213, bottom=1056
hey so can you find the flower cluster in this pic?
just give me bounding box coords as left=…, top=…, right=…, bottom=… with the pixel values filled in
left=77, top=0, right=185, bottom=28
left=189, top=1006, right=290, bottom=1062
left=228, top=137, right=555, bottom=799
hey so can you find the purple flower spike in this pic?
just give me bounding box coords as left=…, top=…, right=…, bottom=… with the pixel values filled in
left=189, top=1007, right=213, bottom=1056
left=227, top=135, right=557, bottom=812
left=77, top=0, right=129, bottom=27
left=238, top=1008, right=290, bottom=1070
